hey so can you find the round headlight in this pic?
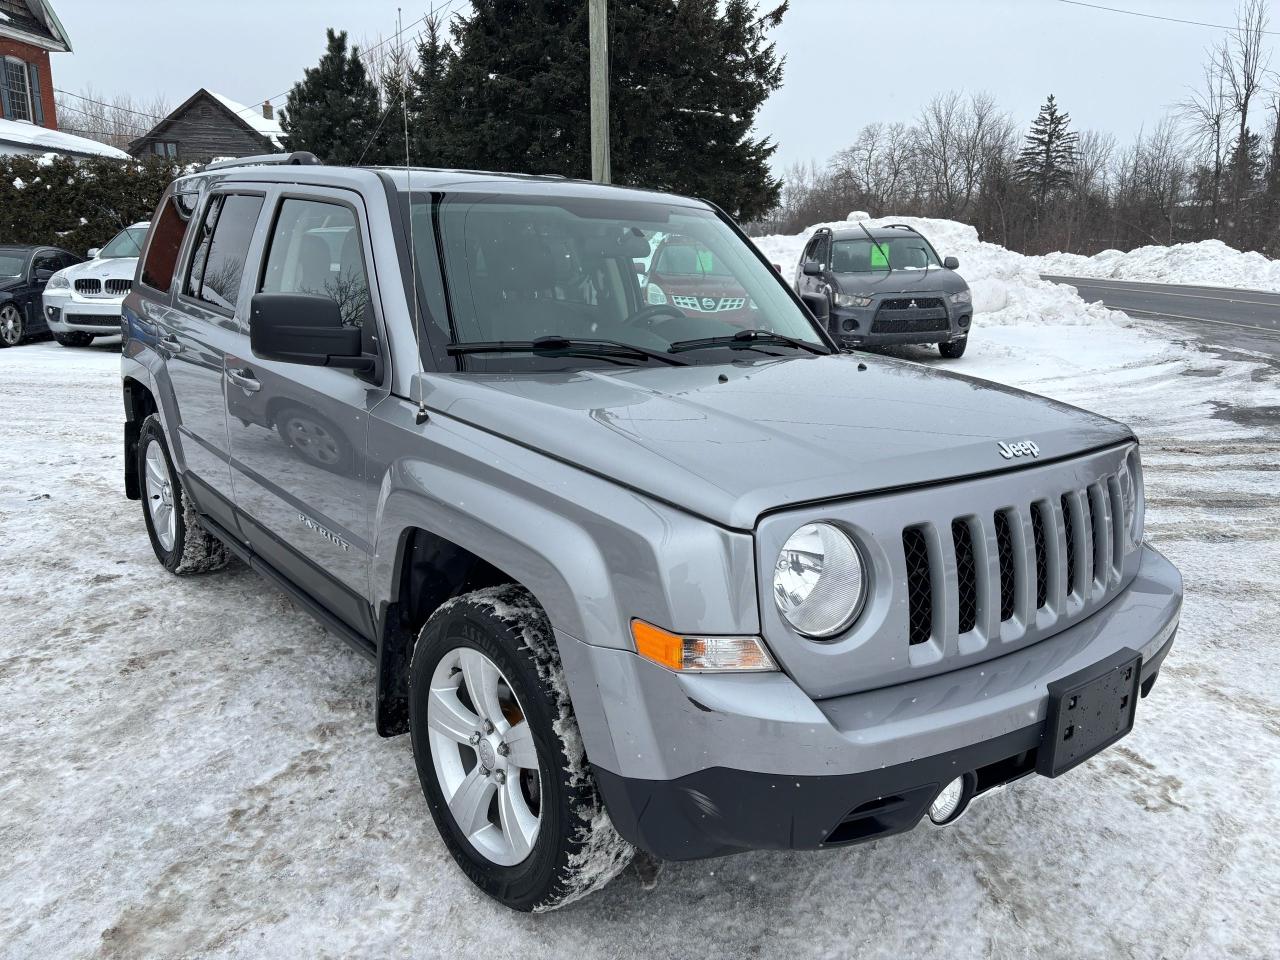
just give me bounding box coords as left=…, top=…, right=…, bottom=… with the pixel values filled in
left=774, top=522, right=866, bottom=638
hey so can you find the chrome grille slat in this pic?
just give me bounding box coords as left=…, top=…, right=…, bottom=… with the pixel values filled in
left=1107, top=475, right=1126, bottom=583
left=1011, top=504, right=1037, bottom=630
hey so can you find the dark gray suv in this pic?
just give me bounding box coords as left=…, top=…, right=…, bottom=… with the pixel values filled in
left=120, top=155, right=1181, bottom=912
left=795, top=223, right=973, bottom=357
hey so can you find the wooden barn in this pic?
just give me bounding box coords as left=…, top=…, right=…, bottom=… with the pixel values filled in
left=127, top=89, right=285, bottom=164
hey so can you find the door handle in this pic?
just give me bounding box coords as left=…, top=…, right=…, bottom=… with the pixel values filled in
left=157, top=334, right=181, bottom=355
left=226, top=367, right=262, bottom=393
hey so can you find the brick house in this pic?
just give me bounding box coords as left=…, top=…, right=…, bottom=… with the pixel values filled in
left=0, top=0, right=65, bottom=129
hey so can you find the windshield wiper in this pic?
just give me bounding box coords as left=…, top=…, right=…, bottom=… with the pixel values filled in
left=668, top=328, right=830, bottom=355
left=447, top=336, right=690, bottom=366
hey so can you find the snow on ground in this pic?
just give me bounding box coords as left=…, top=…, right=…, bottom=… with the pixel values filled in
left=1, top=282, right=1279, bottom=957
left=1036, top=239, right=1280, bottom=292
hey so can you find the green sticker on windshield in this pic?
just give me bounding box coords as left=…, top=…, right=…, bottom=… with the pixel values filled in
left=870, top=244, right=890, bottom=269
left=697, top=249, right=714, bottom=272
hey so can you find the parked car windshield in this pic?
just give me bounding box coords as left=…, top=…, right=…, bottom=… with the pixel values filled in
left=0, top=253, right=25, bottom=277
left=831, top=236, right=940, bottom=272
left=409, top=193, right=827, bottom=367
left=98, top=225, right=148, bottom=259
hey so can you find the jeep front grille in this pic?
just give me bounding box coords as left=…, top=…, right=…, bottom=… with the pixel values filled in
left=894, top=456, right=1135, bottom=650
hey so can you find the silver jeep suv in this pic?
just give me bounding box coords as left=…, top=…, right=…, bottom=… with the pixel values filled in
left=121, top=155, right=1182, bottom=912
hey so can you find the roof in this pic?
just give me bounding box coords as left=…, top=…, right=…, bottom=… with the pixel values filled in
left=0, top=0, right=71, bottom=52
left=0, top=118, right=129, bottom=159
left=829, top=224, right=924, bottom=240
left=128, top=89, right=285, bottom=155
left=175, top=161, right=710, bottom=209
left=208, top=93, right=284, bottom=149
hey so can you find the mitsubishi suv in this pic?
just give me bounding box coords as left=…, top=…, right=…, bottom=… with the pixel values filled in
left=795, top=223, right=973, bottom=357
left=120, top=155, right=1182, bottom=912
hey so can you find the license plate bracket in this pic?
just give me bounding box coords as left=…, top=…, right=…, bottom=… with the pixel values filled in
left=1037, top=648, right=1142, bottom=778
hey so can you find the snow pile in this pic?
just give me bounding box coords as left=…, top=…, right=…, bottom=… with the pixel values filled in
left=1036, top=238, right=1280, bottom=292
left=752, top=215, right=1125, bottom=329
left=0, top=118, right=130, bottom=160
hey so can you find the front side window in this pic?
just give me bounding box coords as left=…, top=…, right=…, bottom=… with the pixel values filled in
left=413, top=193, right=827, bottom=368
left=260, top=198, right=372, bottom=327
left=32, top=253, right=58, bottom=277
left=830, top=236, right=941, bottom=273
left=140, top=193, right=192, bottom=293
left=0, top=253, right=25, bottom=277
left=98, top=226, right=148, bottom=260
left=185, top=193, right=264, bottom=312
left=3, top=58, right=31, bottom=122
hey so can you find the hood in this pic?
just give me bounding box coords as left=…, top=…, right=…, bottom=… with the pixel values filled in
left=833, top=267, right=968, bottom=296
left=419, top=353, right=1133, bottom=529
left=57, top=256, right=138, bottom=283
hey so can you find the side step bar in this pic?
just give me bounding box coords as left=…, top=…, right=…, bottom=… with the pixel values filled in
left=198, top=512, right=378, bottom=664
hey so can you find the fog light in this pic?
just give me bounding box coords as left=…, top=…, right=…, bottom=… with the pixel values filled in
left=928, top=777, right=967, bottom=825
left=959, top=315, right=970, bottom=329
left=46, top=306, right=61, bottom=321
left=842, top=319, right=857, bottom=332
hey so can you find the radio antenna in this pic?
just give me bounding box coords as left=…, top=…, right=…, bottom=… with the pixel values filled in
left=398, top=6, right=430, bottom=425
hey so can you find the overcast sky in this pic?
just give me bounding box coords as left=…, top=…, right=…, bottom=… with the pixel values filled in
left=50, top=0, right=1264, bottom=171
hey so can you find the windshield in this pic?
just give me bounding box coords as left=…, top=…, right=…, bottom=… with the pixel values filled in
left=409, top=194, right=826, bottom=368
left=831, top=236, right=940, bottom=272
left=0, top=253, right=26, bottom=277
left=98, top=226, right=148, bottom=259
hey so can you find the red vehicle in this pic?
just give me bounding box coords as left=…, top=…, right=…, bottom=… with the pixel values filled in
left=644, top=236, right=757, bottom=328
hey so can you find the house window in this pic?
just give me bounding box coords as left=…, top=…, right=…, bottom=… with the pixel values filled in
left=151, top=142, right=178, bottom=159
left=3, top=58, right=33, bottom=122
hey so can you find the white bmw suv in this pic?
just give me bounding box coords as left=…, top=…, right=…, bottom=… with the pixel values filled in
left=42, top=222, right=149, bottom=347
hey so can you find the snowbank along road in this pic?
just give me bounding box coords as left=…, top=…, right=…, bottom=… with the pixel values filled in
left=1044, top=275, right=1280, bottom=359
left=2, top=233, right=1278, bottom=957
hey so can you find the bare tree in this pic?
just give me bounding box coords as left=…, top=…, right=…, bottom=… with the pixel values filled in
left=55, top=86, right=171, bottom=150
left=1179, top=61, right=1231, bottom=229
left=1216, top=0, right=1271, bottom=233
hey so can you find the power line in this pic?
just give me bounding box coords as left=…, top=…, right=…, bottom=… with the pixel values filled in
left=230, top=0, right=469, bottom=123
left=1054, top=0, right=1280, bottom=37
left=52, top=88, right=166, bottom=121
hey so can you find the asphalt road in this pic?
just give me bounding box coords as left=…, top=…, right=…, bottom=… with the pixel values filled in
left=1042, top=275, right=1280, bottom=358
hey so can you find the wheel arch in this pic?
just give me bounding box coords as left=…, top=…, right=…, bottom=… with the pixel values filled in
left=123, top=375, right=159, bottom=500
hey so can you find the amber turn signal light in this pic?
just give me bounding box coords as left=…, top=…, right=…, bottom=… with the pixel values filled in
left=631, top=620, right=777, bottom=673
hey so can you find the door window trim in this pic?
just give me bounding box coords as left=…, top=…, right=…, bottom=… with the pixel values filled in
left=256, top=188, right=390, bottom=375
left=176, top=188, right=268, bottom=320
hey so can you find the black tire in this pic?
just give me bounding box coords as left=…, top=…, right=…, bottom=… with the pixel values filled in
left=0, top=304, right=24, bottom=348
left=940, top=336, right=968, bottom=359
left=54, top=331, right=94, bottom=347
left=137, top=414, right=230, bottom=575
left=409, top=585, right=634, bottom=912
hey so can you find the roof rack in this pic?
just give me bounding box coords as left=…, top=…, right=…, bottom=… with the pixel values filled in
left=882, top=223, right=921, bottom=232
left=203, top=151, right=323, bottom=172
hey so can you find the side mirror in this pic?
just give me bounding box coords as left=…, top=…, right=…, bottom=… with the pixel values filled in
left=34, top=268, right=56, bottom=283
left=800, top=292, right=830, bottom=322
left=801, top=260, right=823, bottom=277
left=87, top=248, right=101, bottom=259
left=250, top=293, right=372, bottom=371
left=633, top=262, right=646, bottom=275
left=943, top=256, right=960, bottom=270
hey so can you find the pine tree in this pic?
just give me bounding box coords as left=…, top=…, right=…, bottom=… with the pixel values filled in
left=1016, top=94, right=1078, bottom=208
left=281, top=29, right=384, bottom=165
left=408, top=14, right=456, bottom=166
left=424, top=0, right=787, bottom=220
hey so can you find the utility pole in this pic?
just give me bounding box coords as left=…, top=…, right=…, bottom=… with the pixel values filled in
left=589, top=0, right=610, bottom=183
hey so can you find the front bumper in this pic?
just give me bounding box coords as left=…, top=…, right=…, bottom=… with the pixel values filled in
left=570, top=544, right=1181, bottom=860
left=41, top=291, right=125, bottom=335
left=832, top=296, right=971, bottom=347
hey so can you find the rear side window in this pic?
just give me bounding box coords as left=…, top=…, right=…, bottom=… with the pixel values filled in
left=260, top=198, right=372, bottom=327
left=185, top=194, right=264, bottom=312
left=140, top=194, right=190, bottom=292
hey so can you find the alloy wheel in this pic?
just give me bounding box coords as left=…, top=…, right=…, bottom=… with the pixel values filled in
left=0, top=305, right=22, bottom=346
left=427, top=647, right=542, bottom=866
left=143, top=439, right=177, bottom=552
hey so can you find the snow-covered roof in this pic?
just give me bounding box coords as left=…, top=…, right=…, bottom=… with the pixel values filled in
left=209, top=93, right=285, bottom=149
left=0, top=118, right=128, bottom=160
